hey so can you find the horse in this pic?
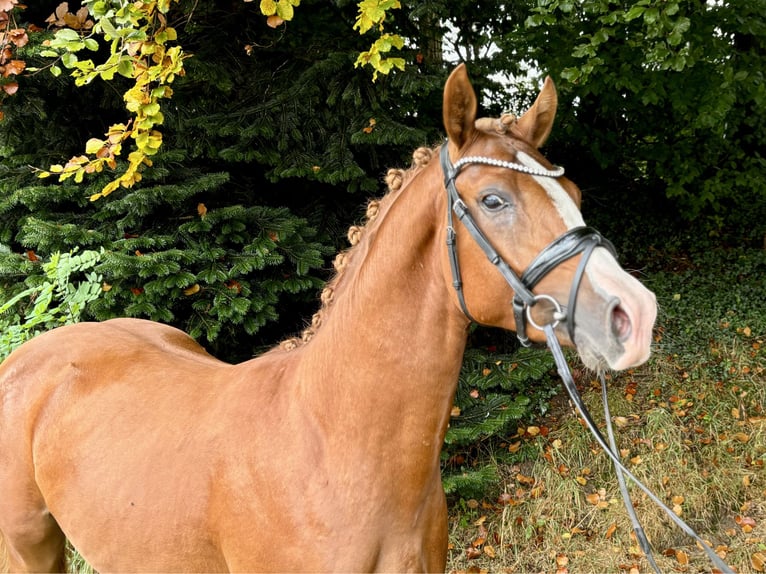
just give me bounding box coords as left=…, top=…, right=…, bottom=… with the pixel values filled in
left=0, top=64, right=657, bottom=573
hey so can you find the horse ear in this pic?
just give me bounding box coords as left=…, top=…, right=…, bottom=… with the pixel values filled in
left=514, top=76, right=558, bottom=149
left=443, top=64, right=477, bottom=154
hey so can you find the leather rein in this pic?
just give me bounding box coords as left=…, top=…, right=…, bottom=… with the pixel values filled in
left=440, top=142, right=733, bottom=574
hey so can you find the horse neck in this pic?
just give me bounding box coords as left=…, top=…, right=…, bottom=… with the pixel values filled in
left=294, top=161, right=469, bottom=463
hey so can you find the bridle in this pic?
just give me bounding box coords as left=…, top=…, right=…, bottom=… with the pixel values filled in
left=439, top=141, right=734, bottom=574
left=440, top=142, right=616, bottom=346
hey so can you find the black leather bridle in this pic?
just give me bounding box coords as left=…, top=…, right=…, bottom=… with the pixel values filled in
left=440, top=141, right=734, bottom=574
left=440, top=142, right=616, bottom=344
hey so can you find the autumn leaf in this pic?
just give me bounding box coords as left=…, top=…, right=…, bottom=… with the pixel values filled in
left=465, top=546, right=482, bottom=560
left=752, top=551, right=766, bottom=572
left=8, top=28, right=28, bottom=48
left=585, top=492, right=601, bottom=505
left=0, top=0, right=18, bottom=12
left=183, top=284, right=200, bottom=296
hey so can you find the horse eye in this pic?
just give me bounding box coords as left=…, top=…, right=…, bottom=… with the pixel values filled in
left=481, top=194, right=506, bottom=211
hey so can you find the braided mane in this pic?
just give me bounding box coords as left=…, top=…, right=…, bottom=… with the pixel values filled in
left=279, top=145, right=438, bottom=350
left=278, top=114, right=518, bottom=350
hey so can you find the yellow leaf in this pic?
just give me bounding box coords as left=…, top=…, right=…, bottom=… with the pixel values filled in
left=85, top=137, right=105, bottom=154
left=183, top=284, right=200, bottom=296
left=260, top=0, right=277, bottom=15
left=752, top=551, right=766, bottom=572
left=675, top=549, right=689, bottom=566
left=483, top=545, right=496, bottom=558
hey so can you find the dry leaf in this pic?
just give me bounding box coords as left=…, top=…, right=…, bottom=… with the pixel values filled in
left=752, top=551, right=766, bottom=572
left=605, top=522, right=617, bottom=539
left=586, top=492, right=601, bottom=505
left=676, top=549, right=689, bottom=565
left=483, top=545, right=496, bottom=558
left=516, top=473, right=535, bottom=485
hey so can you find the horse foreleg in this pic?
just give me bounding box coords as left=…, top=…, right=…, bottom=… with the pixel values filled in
left=0, top=512, right=66, bottom=573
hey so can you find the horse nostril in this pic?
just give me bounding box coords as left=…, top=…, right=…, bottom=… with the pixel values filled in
left=611, top=304, right=632, bottom=342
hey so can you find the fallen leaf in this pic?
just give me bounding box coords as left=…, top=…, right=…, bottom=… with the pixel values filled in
left=526, top=425, right=541, bottom=436
left=752, top=551, right=766, bottom=572
left=605, top=522, right=617, bottom=539
left=483, top=545, right=496, bottom=558
left=613, top=416, right=629, bottom=428
left=676, top=549, right=689, bottom=565
left=733, top=432, right=750, bottom=443
left=556, top=554, right=569, bottom=567
left=586, top=492, right=601, bottom=505
left=465, top=546, right=482, bottom=560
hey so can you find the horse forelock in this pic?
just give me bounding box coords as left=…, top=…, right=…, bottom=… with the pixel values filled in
left=279, top=145, right=438, bottom=350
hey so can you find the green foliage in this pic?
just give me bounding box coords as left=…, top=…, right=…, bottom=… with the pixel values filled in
left=442, top=345, right=558, bottom=499
left=647, top=246, right=766, bottom=359
left=516, top=0, right=766, bottom=236
left=0, top=248, right=103, bottom=360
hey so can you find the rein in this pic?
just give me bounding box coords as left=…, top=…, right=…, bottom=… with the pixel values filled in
left=440, top=142, right=734, bottom=574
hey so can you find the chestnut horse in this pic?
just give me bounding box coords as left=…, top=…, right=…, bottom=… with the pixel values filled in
left=0, top=65, right=656, bottom=572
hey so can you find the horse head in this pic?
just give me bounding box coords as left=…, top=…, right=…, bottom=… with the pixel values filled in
left=440, top=64, right=657, bottom=371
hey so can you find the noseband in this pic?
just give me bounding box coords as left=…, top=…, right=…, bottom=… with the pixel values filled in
left=440, top=143, right=616, bottom=345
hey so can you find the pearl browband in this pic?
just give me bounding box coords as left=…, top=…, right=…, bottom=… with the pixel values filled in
left=453, top=155, right=565, bottom=178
